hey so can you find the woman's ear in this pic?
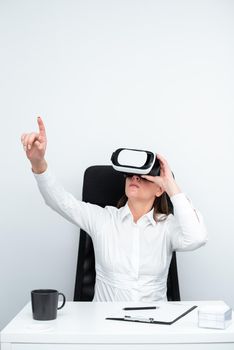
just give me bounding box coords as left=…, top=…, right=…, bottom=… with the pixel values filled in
left=155, top=186, right=164, bottom=198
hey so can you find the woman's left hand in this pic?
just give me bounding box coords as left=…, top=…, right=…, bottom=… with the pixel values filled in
left=141, top=153, right=181, bottom=197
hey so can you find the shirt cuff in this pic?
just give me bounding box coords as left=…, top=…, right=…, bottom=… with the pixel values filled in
left=33, top=167, right=54, bottom=185
left=170, top=192, right=193, bottom=209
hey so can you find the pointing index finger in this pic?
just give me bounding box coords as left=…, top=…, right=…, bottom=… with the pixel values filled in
left=37, top=116, right=46, bottom=137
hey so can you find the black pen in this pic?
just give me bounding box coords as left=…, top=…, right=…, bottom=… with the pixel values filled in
left=122, top=306, right=158, bottom=311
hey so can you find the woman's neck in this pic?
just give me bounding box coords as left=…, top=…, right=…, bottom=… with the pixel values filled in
left=127, top=199, right=154, bottom=223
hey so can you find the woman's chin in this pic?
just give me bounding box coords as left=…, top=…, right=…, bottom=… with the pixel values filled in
left=126, top=192, right=140, bottom=200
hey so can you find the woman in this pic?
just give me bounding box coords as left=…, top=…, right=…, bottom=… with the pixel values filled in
left=21, top=117, right=208, bottom=302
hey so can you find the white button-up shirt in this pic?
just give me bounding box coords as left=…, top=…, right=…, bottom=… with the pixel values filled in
left=34, top=169, right=208, bottom=302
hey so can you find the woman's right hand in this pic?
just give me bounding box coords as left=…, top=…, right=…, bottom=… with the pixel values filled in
left=21, top=117, right=48, bottom=173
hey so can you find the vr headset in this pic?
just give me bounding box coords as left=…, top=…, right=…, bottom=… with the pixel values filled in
left=111, top=148, right=160, bottom=176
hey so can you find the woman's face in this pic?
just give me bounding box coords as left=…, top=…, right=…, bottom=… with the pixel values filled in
left=125, top=175, right=163, bottom=203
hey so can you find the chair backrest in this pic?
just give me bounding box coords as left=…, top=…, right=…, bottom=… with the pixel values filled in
left=74, top=165, right=180, bottom=301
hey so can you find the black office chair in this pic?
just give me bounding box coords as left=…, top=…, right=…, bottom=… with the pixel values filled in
left=74, top=166, right=180, bottom=302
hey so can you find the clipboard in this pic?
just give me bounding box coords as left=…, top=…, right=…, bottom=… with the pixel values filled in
left=106, top=304, right=197, bottom=325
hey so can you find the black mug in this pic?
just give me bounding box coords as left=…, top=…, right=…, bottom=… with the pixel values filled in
left=31, top=289, right=66, bottom=320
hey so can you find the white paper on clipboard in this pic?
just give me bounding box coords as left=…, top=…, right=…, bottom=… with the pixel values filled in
left=106, top=303, right=197, bottom=324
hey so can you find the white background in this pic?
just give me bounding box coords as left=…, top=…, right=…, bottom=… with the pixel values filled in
left=0, top=0, right=234, bottom=331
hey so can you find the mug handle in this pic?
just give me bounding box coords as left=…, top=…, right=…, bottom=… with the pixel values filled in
left=57, top=293, right=66, bottom=310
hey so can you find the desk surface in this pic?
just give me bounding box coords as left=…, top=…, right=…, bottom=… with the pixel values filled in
left=1, top=300, right=234, bottom=345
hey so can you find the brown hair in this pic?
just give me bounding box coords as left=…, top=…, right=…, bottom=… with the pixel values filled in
left=117, top=192, right=173, bottom=222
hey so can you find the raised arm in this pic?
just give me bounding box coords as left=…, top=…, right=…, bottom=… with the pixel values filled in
left=141, top=153, right=208, bottom=250
left=21, top=118, right=108, bottom=237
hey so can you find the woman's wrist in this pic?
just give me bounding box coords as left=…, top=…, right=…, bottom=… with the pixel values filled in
left=164, top=179, right=181, bottom=198
left=31, top=159, right=48, bottom=174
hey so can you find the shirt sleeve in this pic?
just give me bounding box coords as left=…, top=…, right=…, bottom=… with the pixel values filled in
left=166, top=192, right=208, bottom=251
left=33, top=168, right=109, bottom=238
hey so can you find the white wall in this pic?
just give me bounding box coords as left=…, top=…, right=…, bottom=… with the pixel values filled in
left=0, top=0, right=234, bottom=331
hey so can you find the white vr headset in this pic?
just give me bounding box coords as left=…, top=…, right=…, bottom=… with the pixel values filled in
left=111, top=148, right=160, bottom=176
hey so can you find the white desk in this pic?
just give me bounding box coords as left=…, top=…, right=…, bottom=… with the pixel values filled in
left=1, top=301, right=234, bottom=350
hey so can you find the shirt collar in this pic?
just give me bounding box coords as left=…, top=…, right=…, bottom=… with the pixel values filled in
left=119, top=203, right=132, bottom=221
left=120, top=203, right=157, bottom=226
left=144, top=208, right=157, bottom=226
